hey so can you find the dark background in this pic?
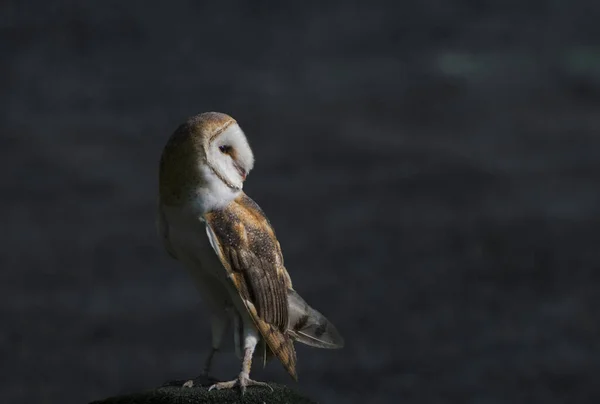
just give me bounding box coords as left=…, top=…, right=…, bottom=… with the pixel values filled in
left=2, top=1, right=600, bottom=403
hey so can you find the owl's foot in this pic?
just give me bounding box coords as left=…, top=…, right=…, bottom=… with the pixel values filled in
left=208, top=374, right=273, bottom=395
left=181, top=372, right=218, bottom=388
left=182, top=347, right=221, bottom=387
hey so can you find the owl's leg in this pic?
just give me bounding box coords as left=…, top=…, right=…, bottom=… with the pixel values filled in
left=208, top=325, right=273, bottom=395
left=205, top=311, right=231, bottom=376
left=183, top=311, right=230, bottom=388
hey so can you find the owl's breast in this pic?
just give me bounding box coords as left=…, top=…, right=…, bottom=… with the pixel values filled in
left=162, top=206, right=233, bottom=310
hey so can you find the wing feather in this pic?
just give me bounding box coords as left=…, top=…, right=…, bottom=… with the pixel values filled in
left=204, top=193, right=297, bottom=379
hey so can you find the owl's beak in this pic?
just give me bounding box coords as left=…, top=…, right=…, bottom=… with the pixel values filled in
left=234, top=161, right=247, bottom=181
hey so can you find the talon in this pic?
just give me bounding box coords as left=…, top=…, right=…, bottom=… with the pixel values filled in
left=181, top=373, right=218, bottom=388
left=208, top=374, right=272, bottom=394
left=208, top=379, right=237, bottom=391
left=245, top=379, right=273, bottom=392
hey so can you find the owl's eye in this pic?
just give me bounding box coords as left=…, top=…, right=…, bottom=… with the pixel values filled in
left=219, top=145, right=232, bottom=154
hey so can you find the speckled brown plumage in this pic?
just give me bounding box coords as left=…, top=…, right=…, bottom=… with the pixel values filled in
left=204, top=193, right=297, bottom=379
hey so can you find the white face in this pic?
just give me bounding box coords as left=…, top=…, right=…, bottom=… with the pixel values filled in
left=205, top=123, right=255, bottom=190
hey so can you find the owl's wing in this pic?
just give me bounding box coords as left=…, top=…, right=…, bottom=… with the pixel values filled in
left=203, top=194, right=297, bottom=380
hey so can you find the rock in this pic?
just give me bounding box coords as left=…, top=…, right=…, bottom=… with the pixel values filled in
left=90, top=378, right=317, bottom=404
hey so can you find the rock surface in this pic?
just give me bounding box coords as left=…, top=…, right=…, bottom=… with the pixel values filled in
left=90, top=380, right=316, bottom=404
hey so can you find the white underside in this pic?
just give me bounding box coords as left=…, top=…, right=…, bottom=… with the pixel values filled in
left=161, top=204, right=257, bottom=359
left=194, top=165, right=242, bottom=212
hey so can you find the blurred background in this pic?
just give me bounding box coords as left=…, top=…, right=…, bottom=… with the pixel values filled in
left=2, top=1, right=600, bottom=403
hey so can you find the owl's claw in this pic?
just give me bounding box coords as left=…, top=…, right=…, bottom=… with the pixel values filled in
left=181, top=372, right=218, bottom=388
left=208, top=374, right=273, bottom=395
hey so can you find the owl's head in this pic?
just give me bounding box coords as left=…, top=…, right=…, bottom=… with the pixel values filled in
left=159, top=112, right=254, bottom=208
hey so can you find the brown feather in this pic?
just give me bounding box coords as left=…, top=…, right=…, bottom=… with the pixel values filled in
left=204, top=193, right=297, bottom=378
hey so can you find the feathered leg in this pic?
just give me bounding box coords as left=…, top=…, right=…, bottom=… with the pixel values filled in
left=183, top=311, right=230, bottom=387
left=208, top=326, right=273, bottom=395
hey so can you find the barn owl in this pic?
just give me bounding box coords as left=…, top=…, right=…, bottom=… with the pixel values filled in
left=157, top=112, right=344, bottom=394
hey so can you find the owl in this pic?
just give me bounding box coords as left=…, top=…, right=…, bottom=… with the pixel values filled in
left=157, top=112, right=343, bottom=394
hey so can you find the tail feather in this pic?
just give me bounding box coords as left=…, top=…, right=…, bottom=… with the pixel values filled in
left=287, top=289, right=344, bottom=349
left=253, top=317, right=298, bottom=380
left=255, top=338, right=278, bottom=368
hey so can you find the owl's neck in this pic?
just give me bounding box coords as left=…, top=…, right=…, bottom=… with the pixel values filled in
left=190, top=164, right=242, bottom=213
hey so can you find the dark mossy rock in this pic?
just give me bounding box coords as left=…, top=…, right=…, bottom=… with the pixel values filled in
left=90, top=378, right=317, bottom=404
